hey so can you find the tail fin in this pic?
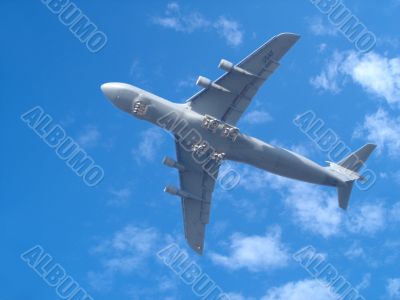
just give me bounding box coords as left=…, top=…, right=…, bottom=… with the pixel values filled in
left=328, top=144, right=376, bottom=210
left=338, top=182, right=354, bottom=210
left=337, top=143, right=376, bottom=172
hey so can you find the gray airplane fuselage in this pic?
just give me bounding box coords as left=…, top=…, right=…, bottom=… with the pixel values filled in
left=102, top=82, right=345, bottom=188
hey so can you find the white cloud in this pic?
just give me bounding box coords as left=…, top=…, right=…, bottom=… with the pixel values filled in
left=225, top=293, right=250, bottom=300
left=289, top=143, right=314, bottom=157
left=108, top=187, right=133, bottom=206
left=311, top=51, right=400, bottom=106
left=237, top=166, right=343, bottom=237
left=261, top=279, right=337, bottom=300
left=310, top=51, right=346, bottom=93
left=88, top=225, right=160, bottom=291
left=387, top=278, right=400, bottom=299
left=152, top=3, right=244, bottom=47
left=284, top=182, right=343, bottom=238
left=77, top=125, right=101, bottom=148
left=176, top=76, right=196, bottom=91
left=129, top=59, right=148, bottom=85
left=318, top=43, right=328, bottom=53
left=355, top=273, right=371, bottom=291
left=242, top=110, right=273, bottom=125
left=109, top=187, right=132, bottom=199
left=354, top=109, right=400, bottom=158
left=153, top=11, right=209, bottom=33
left=236, top=164, right=391, bottom=237
left=132, top=127, right=165, bottom=163
left=231, top=197, right=267, bottom=221
left=344, top=243, right=366, bottom=260
left=308, top=16, right=338, bottom=36
left=214, top=16, right=243, bottom=47
left=91, top=225, right=159, bottom=274
left=342, top=52, right=400, bottom=106
left=378, top=36, right=400, bottom=49
left=209, top=227, right=289, bottom=272
left=238, top=166, right=291, bottom=192
left=390, top=202, right=400, bottom=222
left=87, top=271, right=113, bottom=292
left=346, top=202, right=386, bottom=235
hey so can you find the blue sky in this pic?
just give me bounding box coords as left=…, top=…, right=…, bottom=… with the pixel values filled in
left=1, top=0, right=400, bottom=299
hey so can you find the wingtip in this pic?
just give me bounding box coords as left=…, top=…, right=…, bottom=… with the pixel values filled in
left=363, top=143, right=378, bottom=152
left=276, top=32, right=301, bottom=40
left=192, top=244, right=204, bottom=255
left=187, top=240, right=204, bottom=255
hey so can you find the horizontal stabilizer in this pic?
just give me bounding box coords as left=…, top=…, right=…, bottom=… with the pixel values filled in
left=326, top=161, right=361, bottom=182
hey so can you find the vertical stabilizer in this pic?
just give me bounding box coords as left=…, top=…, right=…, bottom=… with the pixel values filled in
left=338, top=181, right=354, bottom=210
left=334, top=144, right=376, bottom=209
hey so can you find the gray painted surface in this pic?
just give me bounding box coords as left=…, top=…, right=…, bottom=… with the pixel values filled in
left=101, top=33, right=376, bottom=254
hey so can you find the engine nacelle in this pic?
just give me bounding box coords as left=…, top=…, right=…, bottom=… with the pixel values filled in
left=162, top=156, right=185, bottom=171
left=164, top=185, right=179, bottom=196
left=196, top=76, right=230, bottom=93
left=218, top=59, right=235, bottom=72
left=164, top=185, right=202, bottom=201
left=218, top=59, right=256, bottom=77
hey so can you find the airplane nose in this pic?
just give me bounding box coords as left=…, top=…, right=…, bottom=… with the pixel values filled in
left=101, top=82, right=119, bottom=102
left=101, top=82, right=134, bottom=113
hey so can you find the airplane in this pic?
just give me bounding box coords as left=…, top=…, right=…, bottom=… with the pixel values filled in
left=101, top=33, right=376, bottom=255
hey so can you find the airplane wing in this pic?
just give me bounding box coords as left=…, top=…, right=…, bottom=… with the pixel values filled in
left=188, top=33, right=300, bottom=126
left=174, top=139, right=219, bottom=254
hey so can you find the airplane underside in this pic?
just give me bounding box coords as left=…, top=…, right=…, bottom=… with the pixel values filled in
left=101, top=32, right=377, bottom=254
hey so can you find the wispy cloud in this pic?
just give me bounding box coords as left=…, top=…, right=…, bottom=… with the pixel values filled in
left=209, top=227, right=289, bottom=272
left=87, top=225, right=183, bottom=298
left=261, top=279, right=337, bottom=300
left=343, top=52, right=400, bottom=106
left=132, top=128, right=165, bottom=163
left=390, top=201, right=400, bottom=222
left=152, top=2, right=244, bottom=47
left=346, top=202, right=386, bottom=235
left=225, top=293, right=250, bottom=300
left=237, top=164, right=390, bottom=237
left=91, top=225, right=159, bottom=273
left=129, top=59, right=148, bottom=85
left=377, top=36, right=400, bottom=49
left=107, top=186, right=133, bottom=207
left=387, top=278, right=400, bottom=299
left=353, top=109, right=400, bottom=158
left=238, top=167, right=343, bottom=237
left=214, top=16, right=243, bottom=47
left=284, top=182, right=342, bottom=238
left=88, top=225, right=160, bottom=291
left=310, top=51, right=346, bottom=93
left=311, top=51, right=400, bottom=107
left=355, top=273, right=371, bottom=291
left=287, top=183, right=387, bottom=237
left=242, top=110, right=273, bottom=125
left=308, top=16, right=338, bottom=36
left=176, top=76, right=196, bottom=92
left=152, top=2, right=210, bottom=33
left=344, top=242, right=367, bottom=260
left=77, top=125, right=101, bottom=148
